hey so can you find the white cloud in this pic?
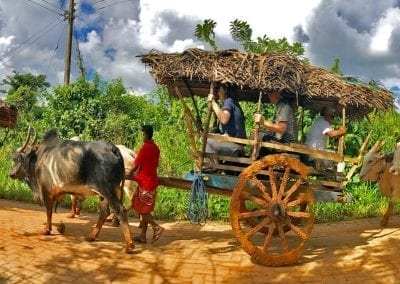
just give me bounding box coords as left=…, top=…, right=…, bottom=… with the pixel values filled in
left=370, top=8, right=400, bottom=52
left=140, top=0, right=320, bottom=43
left=1, top=0, right=400, bottom=96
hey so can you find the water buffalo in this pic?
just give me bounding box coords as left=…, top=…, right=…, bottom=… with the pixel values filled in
left=9, top=128, right=135, bottom=253
left=67, top=141, right=137, bottom=222
left=360, top=140, right=400, bottom=227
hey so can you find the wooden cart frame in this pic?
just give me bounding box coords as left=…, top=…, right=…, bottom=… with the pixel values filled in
left=139, top=49, right=394, bottom=266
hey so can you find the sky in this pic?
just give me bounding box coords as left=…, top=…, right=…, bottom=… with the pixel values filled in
left=1, top=0, right=400, bottom=100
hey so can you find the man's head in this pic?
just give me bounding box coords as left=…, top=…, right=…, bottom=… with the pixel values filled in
left=267, top=90, right=282, bottom=105
left=141, top=125, right=153, bottom=140
left=218, top=84, right=238, bottom=101
left=321, top=106, right=336, bottom=122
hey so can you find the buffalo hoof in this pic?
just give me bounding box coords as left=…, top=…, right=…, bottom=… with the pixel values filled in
left=40, top=229, right=51, bottom=235
left=85, top=235, right=96, bottom=242
left=57, top=222, right=66, bottom=234
left=66, top=212, right=75, bottom=218
left=124, top=243, right=135, bottom=254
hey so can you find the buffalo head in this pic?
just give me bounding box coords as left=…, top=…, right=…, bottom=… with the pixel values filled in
left=9, top=127, right=38, bottom=180
left=359, top=140, right=386, bottom=181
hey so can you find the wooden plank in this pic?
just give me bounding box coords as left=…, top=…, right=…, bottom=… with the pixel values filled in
left=158, top=176, right=232, bottom=196
left=206, top=133, right=360, bottom=164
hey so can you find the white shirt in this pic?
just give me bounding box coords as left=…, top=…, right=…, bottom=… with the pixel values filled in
left=305, top=116, right=333, bottom=150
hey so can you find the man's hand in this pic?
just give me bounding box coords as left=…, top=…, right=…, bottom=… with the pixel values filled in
left=207, top=94, right=215, bottom=102
left=338, top=126, right=347, bottom=135
left=253, top=113, right=264, bottom=124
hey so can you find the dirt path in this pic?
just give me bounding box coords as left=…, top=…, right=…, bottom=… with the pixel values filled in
left=0, top=199, right=399, bottom=283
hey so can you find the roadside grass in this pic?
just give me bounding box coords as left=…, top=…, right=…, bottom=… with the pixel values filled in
left=2, top=142, right=399, bottom=225
left=1, top=173, right=398, bottom=225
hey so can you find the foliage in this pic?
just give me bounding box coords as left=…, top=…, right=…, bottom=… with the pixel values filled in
left=194, top=19, right=305, bottom=59
left=1, top=21, right=399, bottom=225
left=2, top=71, right=50, bottom=125
left=194, top=19, right=217, bottom=51
left=330, top=58, right=342, bottom=74
left=1, top=70, right=50, bottom=95
left=366, top=109, right=400, bottom=149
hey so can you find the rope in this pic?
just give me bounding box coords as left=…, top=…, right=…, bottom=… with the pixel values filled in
left=188, top=173, right=208, bottom=225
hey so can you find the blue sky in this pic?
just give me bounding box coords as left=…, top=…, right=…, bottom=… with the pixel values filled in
left=1, top=0, right=400, bottom=97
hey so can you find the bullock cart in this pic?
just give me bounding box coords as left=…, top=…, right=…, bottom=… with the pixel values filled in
left=139, top=49, right=394, bottom=266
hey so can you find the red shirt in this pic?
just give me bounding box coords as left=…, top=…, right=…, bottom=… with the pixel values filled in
left=133, top=140, right=160, bottom=191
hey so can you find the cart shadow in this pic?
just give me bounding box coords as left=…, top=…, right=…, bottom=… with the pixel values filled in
left=302, top=216, right=400, bottom=264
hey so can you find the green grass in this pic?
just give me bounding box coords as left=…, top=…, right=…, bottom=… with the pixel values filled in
left=2, top=141, right=399, bottom=225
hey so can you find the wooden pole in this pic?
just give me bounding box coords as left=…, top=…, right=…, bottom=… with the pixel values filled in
left=251, top=56, right=265, bottom=161
left=200, top=82, right=215, bottom=168
left=251, top=91, right=263, bottom=160
left=338, top=107, right=346, bottom=157
left=174, top=86, right=200, bottom=171
left=64, top=0, right=75, bottom=85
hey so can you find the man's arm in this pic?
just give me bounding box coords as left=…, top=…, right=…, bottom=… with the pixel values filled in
left=208, top=94, right=231, bottom=125
left=326, top=126, right=347, bottom=138
left=254, top=113, right=287, bottom=134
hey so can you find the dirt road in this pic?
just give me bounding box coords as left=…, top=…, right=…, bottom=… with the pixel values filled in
left=0, top=199, right=399, bottom=283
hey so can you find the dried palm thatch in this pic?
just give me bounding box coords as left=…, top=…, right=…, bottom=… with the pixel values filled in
left=0, top=102, right=17, bottom=128
left=139, top=48, right=394, bottom=118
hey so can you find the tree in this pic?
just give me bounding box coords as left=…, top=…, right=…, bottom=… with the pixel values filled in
left=195, top=19, right=217, bottom=51
left=330, top=58, right=342, bottom=74
left=1, top=71, right=50, bottom=123
left=1, top=71, right=50, bottom=95
left=195, top=19, right=305, bottom=58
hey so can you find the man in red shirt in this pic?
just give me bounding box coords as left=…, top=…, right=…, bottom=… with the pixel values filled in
left=129, top=125, right=164, bottom=244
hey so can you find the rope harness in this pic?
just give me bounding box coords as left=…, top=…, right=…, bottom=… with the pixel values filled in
left=188, top=173, right=208, bottom=225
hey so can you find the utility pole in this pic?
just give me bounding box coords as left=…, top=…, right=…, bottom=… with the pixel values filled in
left=64, top=0, right=75, bottom=85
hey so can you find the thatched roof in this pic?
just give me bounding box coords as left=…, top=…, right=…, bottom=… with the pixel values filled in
left=139, top=48, right=394, bottom=118
left=0, top=102, right=17, bottom=128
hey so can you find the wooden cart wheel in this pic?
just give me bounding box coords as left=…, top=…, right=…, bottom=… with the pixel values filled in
left=239, top=198, right=307, bottom=235
left=230, top=154, right=314, bottom=266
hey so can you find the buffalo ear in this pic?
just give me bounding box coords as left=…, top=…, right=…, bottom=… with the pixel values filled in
left=24, top=146, right=37, bottom=157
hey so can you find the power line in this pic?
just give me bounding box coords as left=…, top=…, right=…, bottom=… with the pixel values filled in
left=38, top=0, right=64, bottom=12
left=91, top=0, right=107, bottom=4
left=0, top=17, right=62, bottom=62
left=45, top=24, right=67, bottom=75
left=94, top=0, right=133, bottom=11
left=0, top=19, right=64, bottom=68
left=74, top=31, right=86, bottom=78
left=24, top=0, right=64, bottom=16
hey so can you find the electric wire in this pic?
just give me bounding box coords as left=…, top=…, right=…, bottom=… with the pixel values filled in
left=73, top=30, right=86, bottom=78
left=38, top=0, right=64, bottom=12
left=0, top=17, right=62, bottom=62
left=91, top=0, right=107, bottom=5
left=94, top=0, right=134, bottom=11
left=24, top=0, right=64, bottom=16
left=45, top=23, right=66, bottom=75
left=0, top=19, right=64, bottom=68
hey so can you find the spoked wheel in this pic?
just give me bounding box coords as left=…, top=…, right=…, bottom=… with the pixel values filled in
left=239, top=199, right=307, bottom=235
left=230, top=154, right=314, bottom=266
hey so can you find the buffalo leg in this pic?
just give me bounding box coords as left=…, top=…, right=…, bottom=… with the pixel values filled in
left=110, top=198, right=134, bottom=254
left=381, top=200, right=395, bottom=227
left=42, top=199, right=53, bottom=235
left=67, top=195, right=80, bottom=218
left=85, top=197, right=109, bottom=242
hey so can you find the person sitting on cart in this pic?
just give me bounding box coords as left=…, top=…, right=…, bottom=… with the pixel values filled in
left=304, top=106, right=347, bottom=169
left=206, top=84, right=246, bottom=162
left=253, top=90, right=297, bottom=157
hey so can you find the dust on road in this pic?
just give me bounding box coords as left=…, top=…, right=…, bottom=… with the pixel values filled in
left=0, top=199, right=399, bottom=283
